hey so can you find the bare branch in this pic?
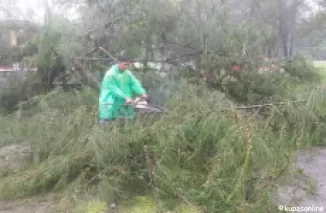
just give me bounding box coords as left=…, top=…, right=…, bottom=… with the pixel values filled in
left=98, top=46, right=117, bottom=61
left=70, top=57, right=112, bottom=62
left=80, top=16, right=124, bottom=39
left=219, top=100, right=306, bottom=111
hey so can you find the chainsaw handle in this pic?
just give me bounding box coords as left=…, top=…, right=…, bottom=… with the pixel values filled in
left=141, top=96, right=149, bottom=102
left=134, top=96, right=149, bottom=104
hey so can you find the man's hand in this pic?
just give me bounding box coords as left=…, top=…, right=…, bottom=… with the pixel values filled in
left=141, top=94, right=148, bottom=100
left=125, top=97, right=133, bottom=104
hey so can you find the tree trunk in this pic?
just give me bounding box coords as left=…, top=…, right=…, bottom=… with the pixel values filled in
left=143, top=34, right=151, bottom=69
left=289, top=31, right=294, bottom=57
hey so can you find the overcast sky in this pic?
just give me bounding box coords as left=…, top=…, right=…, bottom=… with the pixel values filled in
left=0, top=0, right=322, bottom=23
left=0, top=0, right=79, bottom=22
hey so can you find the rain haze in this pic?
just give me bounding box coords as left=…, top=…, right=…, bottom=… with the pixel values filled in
left=0, top=0, right=326, bottom=212
left=0, top=0, right=79, bottom=22
left=0, top=0, right=322, bottom=22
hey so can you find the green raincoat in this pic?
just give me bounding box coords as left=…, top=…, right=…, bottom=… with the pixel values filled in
left=98, top=64, right=146, bottom=120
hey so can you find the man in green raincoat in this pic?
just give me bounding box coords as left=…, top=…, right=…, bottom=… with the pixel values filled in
left=98, top=55, right=147, bottom=123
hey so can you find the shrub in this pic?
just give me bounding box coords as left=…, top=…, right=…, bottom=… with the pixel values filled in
left=1, top=81, right=326, bottom=212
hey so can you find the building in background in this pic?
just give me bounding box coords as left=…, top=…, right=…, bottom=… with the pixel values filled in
left=0, top=20, right=39, bottom=72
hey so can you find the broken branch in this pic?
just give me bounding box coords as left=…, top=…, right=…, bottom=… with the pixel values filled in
left=70, top=57, right=113, bottom=62
left=219, top=100, right=306, bottom=111
left=81, top=16, right=124, bottom=39
left=98, top=46, right=117, bottom=61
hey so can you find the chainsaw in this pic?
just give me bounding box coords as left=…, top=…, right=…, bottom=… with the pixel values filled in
left=132, top=96, right=168, bottom=114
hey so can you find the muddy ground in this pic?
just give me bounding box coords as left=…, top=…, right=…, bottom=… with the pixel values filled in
left=277, top=148, right=326, bottom=211
left=0, top=196, right=55, bottom=213
left=0, top=143, right=325, bottom=213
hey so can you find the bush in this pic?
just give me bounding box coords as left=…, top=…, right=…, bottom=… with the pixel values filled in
left=282, top=54, right=321, bottom=83
left=1, top=81, right=326, bottom=212
left=0, top=73, right=44, bottom=113
left=195, top=54, right=322, bottom=105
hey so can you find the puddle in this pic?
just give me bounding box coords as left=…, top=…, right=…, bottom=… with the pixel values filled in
left=278, top=148, right=326, bottom=210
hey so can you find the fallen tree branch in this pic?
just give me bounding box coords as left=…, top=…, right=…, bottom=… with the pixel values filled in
left=81, top=16, right=124, bottom=39
left=219, top=100, right=306, bottom=111
left=70, top=47, right=98, bottom=70
left=176, top=188, right=204, bottom=212
left=98, top=46, right=117, bottom=61
left=164, top=41, right=200, bottom=52
left=192, top=100, right=307, bottom=125
left=72, top=60, right=100, bottom=87
left=73, top=48, right=98, bottom=61
left=71, top=48, right=230, bottom=68
left=70, top=57, right=113, bottom=62
left=247, top=151, right=291, bottom=201
left=131, top=51, right=230, bottom=65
